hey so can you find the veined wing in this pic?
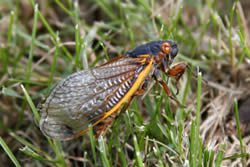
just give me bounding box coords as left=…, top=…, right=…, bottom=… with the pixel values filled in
left=39, top=56, right=154, bottom=140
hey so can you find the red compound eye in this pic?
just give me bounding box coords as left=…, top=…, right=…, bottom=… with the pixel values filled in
left=161, top=42, right=171, bottom=54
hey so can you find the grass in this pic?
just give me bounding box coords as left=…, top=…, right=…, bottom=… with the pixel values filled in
left=0, top=137, right=21, bottom=167
left=0, top=0, right=250, bottom=166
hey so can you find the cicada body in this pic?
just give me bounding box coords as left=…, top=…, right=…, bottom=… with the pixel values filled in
left=39, top=40, right=186, bottom=140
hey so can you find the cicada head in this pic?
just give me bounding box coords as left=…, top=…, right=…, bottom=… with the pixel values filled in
left=126, top=40, right=178, bottom=71
left=126, top=40, right=178, bottom=61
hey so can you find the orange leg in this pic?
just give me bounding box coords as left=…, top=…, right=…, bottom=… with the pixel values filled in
left=94, top=113, right=117, bottom=138
left=166, top=63, right=186, bottom=95
left=134, top=88, right=146, bottom=96
left=153, top=70, right=185, bottom=107
left=94, top=96, right=135, bottom=138
left=134, top=80, right=148, bottom=96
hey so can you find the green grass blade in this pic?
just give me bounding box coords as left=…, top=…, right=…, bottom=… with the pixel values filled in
left=7, top=10, right=15, bottom=45
left=54, top=0, right=73, bottom=17
left=20, top=84, right=40, bottom=124
left=196, top=71, right=202, bottom=127
left=0, top=137, right=21, bottom=167
left=133, top=135, right=144, bottom=167
left=215, top=144, right=225, bottom=167
left=88, top=125, right=97, bottom=165
left=234, top=99, right=247, bottom=166
left=49, top=33, right=60, bottom=84
left=26, top=3, right=38, bottom=85
left=98, top=136, right=111, bottom=167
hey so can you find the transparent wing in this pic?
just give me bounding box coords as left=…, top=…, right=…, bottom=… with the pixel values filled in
left=39, top=56, right=148, bottom=140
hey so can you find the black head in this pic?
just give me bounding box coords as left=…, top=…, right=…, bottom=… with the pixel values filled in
left=126, top=40, right=178, bottom=59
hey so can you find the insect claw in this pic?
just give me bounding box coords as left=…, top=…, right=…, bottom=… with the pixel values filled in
left=169, top=95, right=185, bottom=108
left=175, top=84, right=179, bottom=95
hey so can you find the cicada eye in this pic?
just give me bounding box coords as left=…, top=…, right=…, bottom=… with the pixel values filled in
left=161, top=42, right=171, bottom=54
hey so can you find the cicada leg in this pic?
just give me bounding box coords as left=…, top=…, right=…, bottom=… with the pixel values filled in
left=94, top=95, right=136, bottom=138
left=134, top=89, right=145, bottom=96
left=94, top=113, right=117, bottom=138
left=166, top=62, right=187, bottom=95
left=153, top=70, right=185, bottom=107
left=134, top=79, right=149, bottom=96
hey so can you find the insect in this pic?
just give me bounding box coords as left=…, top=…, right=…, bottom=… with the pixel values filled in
left=39, top=40, right=186, bottom=140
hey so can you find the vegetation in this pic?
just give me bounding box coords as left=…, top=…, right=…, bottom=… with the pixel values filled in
left=0, top=0, right=249, bottom=166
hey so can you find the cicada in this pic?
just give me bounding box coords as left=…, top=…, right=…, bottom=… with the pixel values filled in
left=39, top=40, right=186, bottom=140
